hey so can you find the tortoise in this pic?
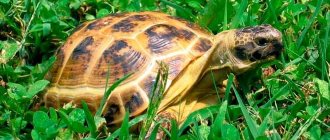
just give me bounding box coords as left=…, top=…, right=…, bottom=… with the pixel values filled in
left=44, top=11, right=283, bottom=128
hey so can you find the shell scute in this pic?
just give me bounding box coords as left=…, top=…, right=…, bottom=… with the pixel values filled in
left=87, top=39, right=150, bottom=86
left=190, top=38, right=213, bottom=56
left=124, top=92, right=145, bottom=113
left=72, top=36, right=94, bottom=59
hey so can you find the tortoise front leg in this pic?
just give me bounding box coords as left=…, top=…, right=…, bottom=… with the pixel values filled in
left=146, top=93, right=220, bottom=139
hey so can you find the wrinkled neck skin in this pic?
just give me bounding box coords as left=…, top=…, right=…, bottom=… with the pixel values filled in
left=190, top=30, right=252, bottom=92
left=206, top=30, right=252, bottom=75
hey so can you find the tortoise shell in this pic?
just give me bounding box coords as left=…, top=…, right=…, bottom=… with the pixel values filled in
left=44, top=11, right=215, bottom=124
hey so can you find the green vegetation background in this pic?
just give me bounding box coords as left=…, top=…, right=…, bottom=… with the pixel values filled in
left=0, top=0, right=329, bottom=139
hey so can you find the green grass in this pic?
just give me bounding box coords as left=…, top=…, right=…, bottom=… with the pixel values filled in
left=0, top=0, right=329, bottom=139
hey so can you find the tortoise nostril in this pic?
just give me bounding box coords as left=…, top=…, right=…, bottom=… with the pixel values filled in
left=256, top=38, right=268, bottom=46
left=273, top=41, right=283, bottom=50
left=250, top=51, right=262, bottom=61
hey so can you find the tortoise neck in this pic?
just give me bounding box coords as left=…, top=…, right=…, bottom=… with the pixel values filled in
left=206, top=29, right=251, bottom=74
left=205, top=30, right=236, bottom=73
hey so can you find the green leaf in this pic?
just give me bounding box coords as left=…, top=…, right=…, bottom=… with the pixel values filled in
left=85, top=14, right=95, bottom=20
left=42, top=23, right=51, bottom=36
left=0, top=0, right=10, bottom=4
left=69, top=0, right=81, bottom=9
left=33, top=111, right=58, bottom=139
left=49, top=107, right=58, bottom=122
left=306, top=125, right=321, bottom=140
left=7, top=82, right=26, bottom=99
left=197, top=0, right=227, bottom=29
left=0, top=41, right=20, bottom=64
left=29, top=24, right=44, bottom=33
left=141, top=0, right=156, bottom=10
left=11, top=117, right=27, bottom=133
left=97, top=9, right=110, bottom=18
left=33, top=111, right=52, bottom=131
left=221, top=124, right=240, bottom=140
left=69, top=108, right=89, bottom=133
left=27, top=80, right=50, bottom=98
left=321, top=133, right=330, bottom=140
left=314, top=78, right=329, bottom=101
left=187, top=0, right=203, bottom=11
left=69, top=108, right=85, bottom=124
left=31, top=129, right=41, bottom=140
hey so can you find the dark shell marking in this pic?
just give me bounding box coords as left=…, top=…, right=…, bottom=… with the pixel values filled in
left=58, top=36, right=95, bottom=85
left=112, top=14, right=150, bottom=32
left=192, top=38, right=212, bottom=53
left=139, top=75, right=157, bottom=97
left=104, top=40, right=145, bottom=74
left=72, top=36, right=94, bottom=60
left=87, top=39, right=149, bottom=86
left=145, top=24, right=177, bottom=54
left=105, top=104, right=120, bottom=123
left=125, top=93, right=144, bottom=113
left=145, top=24, right=196, bottom=54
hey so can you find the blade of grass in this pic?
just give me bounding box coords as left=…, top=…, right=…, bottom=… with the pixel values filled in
left=170, top=119, right=179, bottom=140
left=223, top=0, right=228, bottom=30
left=148, top=122, right=161, bottom=140
left=258, top=110, right=273, bottom=135
left=82, top=101, right=97, bottom=138
left=179, top=105, right=220, bottom=135
left=285, top=49, right=322, bottom=72
left=290, top=108, right=323, bottom=140
left=19, top=1, right=41, bottom=51
left=262, top=84, right=289, bottom=108
left=296, top=0, right=323, bottom=47
left=232, top=86, right=260, bottom=138
left=224, top=73, right=234, bottom=103
left=210, top=70, right=221, bottom=102
left=321, top=11, right=330, bottom=82
left=107, top=114, right=147, bottom=140
left=58, top=110, right=71, bottom=127
left=139, top=62, right=168, bottom=139
left=150, top=123, right=160, bottom=140
left=119, top=112, right=130, bottom=140
left=231, top=0, right=248, bottom=28
left=209, top=100, right=228, bottom=138
left=159, top=0, right=195, bottom=20
left=282, top=75, right=305, bottom=98
left=95, top=73, right=132, bottom=117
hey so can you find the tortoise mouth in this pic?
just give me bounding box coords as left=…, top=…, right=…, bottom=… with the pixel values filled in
left=249, top=41, right=283, bottom=61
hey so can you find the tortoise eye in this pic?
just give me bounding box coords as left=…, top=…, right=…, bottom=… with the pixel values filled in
left=256, top=38, right=268, bottom=46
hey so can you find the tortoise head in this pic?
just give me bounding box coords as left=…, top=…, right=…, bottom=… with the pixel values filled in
left=213, top=24, right=283, bottom=73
